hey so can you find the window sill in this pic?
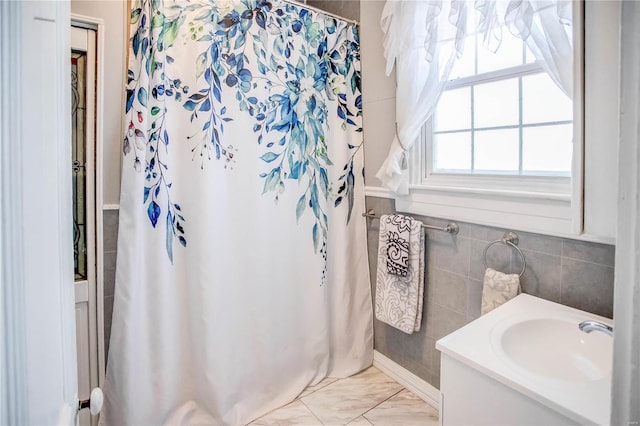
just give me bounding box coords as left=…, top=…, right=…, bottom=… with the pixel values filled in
left=395, top=184, right=574, bottom=237
left=365, top=184, right=615, bottom=244
left=411, top=182, right=571, bottom=202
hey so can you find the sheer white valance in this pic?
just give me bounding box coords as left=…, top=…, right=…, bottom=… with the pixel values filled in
left=375, top=0, right=574, bottom=194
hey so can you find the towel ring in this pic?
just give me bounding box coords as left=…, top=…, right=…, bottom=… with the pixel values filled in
left=483, top=231, right=527, bottom=277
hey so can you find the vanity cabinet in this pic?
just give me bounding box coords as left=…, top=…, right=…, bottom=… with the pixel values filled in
left=436, top=295, right=611, bottom=426
left=440, top=355, right=581, bottom=426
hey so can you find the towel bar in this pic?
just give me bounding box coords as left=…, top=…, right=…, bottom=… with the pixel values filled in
left=362, top=209, right=459, bottom=235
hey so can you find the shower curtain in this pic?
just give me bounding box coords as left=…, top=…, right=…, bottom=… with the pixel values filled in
left=101, top=1, right=372, bottom=424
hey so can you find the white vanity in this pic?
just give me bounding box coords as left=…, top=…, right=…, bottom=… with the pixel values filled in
left=436, top=294, right=612, bottom=425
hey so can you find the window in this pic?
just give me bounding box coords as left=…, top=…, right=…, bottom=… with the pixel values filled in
left=397, top=4, right=583, bottom=236
left=426, top=9, right=573, bottom=180
left=373, top=1, right=618, bottom=241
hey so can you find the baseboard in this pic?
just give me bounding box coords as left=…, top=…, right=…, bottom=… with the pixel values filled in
left=373, top=350, right=441, bottom=411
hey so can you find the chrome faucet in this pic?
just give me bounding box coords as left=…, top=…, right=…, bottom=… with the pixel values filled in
left=579, top=320, right=613, bottom=337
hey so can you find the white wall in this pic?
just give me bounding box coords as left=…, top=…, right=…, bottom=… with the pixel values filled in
left=583, top=1, right=621, bottom=239
left=360, top=0, right=395, bottom=188
left=71, top=0, right=126, bottom=206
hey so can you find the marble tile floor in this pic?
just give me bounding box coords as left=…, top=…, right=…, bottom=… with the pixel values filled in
left=249, top=367, right=439, bottom=426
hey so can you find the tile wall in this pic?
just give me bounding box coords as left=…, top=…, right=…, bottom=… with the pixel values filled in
left=366, top=196, right=615, bottom=389
left=103, top=209, right=119, bottom=359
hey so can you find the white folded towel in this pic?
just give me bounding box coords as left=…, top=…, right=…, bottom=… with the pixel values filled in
left=481, top=268, right=521, bottom=315
left=375, top=214, right=425, bottom=334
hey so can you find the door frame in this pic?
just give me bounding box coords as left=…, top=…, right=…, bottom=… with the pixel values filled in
left=612, top=1, right=640, bottom=423
left=0, top=1, right=29, bottom=422
left=71, top=12, right=107, bottom=390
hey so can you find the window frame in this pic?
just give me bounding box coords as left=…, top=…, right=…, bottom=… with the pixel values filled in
left=427, top=63, right=573, bottom=178
left=395, top=2, right=585, bottom=238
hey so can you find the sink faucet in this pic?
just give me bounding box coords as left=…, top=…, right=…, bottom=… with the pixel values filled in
left=579, top=320, right=613, bottom=337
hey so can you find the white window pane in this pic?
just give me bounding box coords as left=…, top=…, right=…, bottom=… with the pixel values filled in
left=433, top=132, right=471, bottom=171
left=477, top=30, right=524, bottom=74
left=522, top=73, right=572, bottom=124
left=474, top=78, right=519, bottom=128
left=474, top=128, right=519, bottom=171
left=523, top=124, right=573, bottom=173
left=434, top=87, right=471, bottom=132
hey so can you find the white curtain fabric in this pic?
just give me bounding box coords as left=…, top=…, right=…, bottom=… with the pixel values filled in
left=101, top=1, right=373, bottom=425
left=376, top=0, right=573, bottom=194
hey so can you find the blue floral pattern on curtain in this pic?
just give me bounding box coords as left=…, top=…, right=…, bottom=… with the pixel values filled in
left=124, top=0, right=362, bottom=264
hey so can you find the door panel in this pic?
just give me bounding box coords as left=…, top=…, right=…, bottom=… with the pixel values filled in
left=12, top=1, right=79, bottom=423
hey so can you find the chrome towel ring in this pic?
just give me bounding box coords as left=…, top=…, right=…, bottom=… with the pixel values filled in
left=483, top=231, right=527, bottom=277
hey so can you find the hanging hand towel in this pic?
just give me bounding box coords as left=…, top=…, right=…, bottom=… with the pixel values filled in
left=385, top=214, right=412, bottom=277
left=375, top=214, right=425, bottom=334
left=481, top=268, right=521, bottom=315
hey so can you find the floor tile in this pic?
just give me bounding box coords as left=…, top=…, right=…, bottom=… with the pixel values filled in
left=346, top=416, right=373, bottom=425
left=301, top=367, right=403, bottom=425
left=249, top=400, right=322, bottom=426
left=299, top=377, right=339, bottom=398
left=363, top=389, right=439, bottom=426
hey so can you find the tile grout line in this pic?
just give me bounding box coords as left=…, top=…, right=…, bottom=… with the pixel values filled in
left=429, top=299, right=467, bottom=318
left=490, top=240, right=613, bottom=268
left=298, top=398, right=326, bottom=426
left=559, top=254, right=616, bottom=268
left=559, top=254, right=565, bottom=305
left=299, top=374, right=366, bottom=426
left=256, top=369, right=411, bottom=426
left=249, top=377, right=339, bottom=425
left=431, top=265, right=471, bottom=281
left=359, top=388, right=405, bottom=424
left=428, top=299, right=467, bottom=320
left=305, top=374, right=406, bottom=425
left=299, top=378, right=339, bottom=400
left=466, top=235, right=562, bottom=258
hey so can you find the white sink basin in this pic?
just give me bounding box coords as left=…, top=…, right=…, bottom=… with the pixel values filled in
left=495, top=316, right=613, bottom=382
left=437, top=294, right=613, bottom=425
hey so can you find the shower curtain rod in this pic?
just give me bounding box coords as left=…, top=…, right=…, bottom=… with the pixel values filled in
left=280, top=0, right=359, bottom=26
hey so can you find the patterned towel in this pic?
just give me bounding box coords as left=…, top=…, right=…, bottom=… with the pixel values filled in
left=375, top=214, right=425, bottom=334
left=384, top=214, right=413, bottom=277
left=481, top=268, right=521, bottom=315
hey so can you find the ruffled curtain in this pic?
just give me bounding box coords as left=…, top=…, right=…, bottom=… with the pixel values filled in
left=376, top=0, right=573, bottom=194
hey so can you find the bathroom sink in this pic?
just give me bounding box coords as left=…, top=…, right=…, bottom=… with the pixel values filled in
left=492, top=315, right=613, bottom=382
left=437, top=294, right=613, bottom=425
